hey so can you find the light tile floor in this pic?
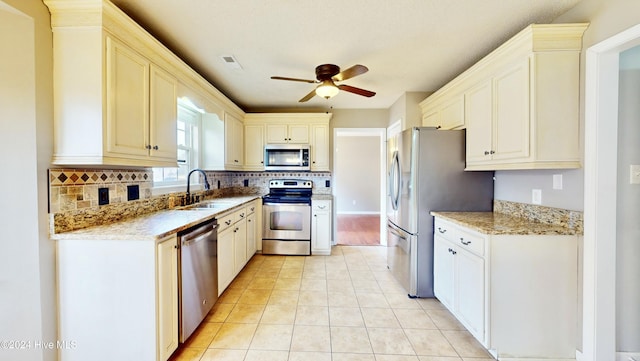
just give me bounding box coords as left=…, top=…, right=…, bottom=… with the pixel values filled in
left=170, top=245, right=494, bottom=361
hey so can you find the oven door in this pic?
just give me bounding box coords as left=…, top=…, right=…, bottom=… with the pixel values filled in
left=263, top=203, right=311, bottom=240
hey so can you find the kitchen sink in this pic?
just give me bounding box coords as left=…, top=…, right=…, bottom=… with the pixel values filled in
left=180, top=200, right=236, bottom=210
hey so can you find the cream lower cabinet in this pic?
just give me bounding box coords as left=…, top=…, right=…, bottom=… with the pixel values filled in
left=433, top=217, right=578, bottom=360
left=217, top=206, right=249, bottom=295
left=245, top=199, right=262, bottom=257
left=311, top=199, right=332, bottom=255
left=56, top=234, right=178, bottom=361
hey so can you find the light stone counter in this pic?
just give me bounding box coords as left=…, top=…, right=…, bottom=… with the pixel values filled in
left=431, top=211, right=582, bottom=236
left=51, top=195, right=260, bottom=241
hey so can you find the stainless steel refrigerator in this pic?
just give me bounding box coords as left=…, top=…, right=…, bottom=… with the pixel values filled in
left=387, top=127, right=493, bottom=298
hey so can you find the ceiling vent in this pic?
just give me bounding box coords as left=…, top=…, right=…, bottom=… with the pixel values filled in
left=220, top=55, right=242, bottom=70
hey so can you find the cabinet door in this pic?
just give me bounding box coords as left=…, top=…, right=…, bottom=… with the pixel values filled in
left=157, top=236, right=178, bottom=361
left=440, top=96, right=465, bottom=130
left=149, top=64, right=178, bottom=161
left=493, top=59, right=530, bottom=161
left=433, top=236, right=455, bottom=310
left=244, top=124, right=265, bottom=170
left=288, top=124, right=310, bottom=143
left=311, top=200, right=332, bottom=255
left=224, top=113, right=244, bottom=168
left=422, top=109, right=440, bottom=128
left=310, top=124, right=329, bottom=171
left=217, top=227, right=235, bottom=295
left=234, top=218, right=247, bottom=274
left=465, top=81, right=493, bottom=164
left=456, top=248, right=485, bottom=343
left=246, top=212, right=256, bottom=260
left=265, top=124, right=289, bottom=143
left=105, top=36, right=149, bottom=157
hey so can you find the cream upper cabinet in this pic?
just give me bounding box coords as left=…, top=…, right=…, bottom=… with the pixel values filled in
left=420, top=23, right=588, bottom=170
left=45, top=0, right=243, bottom=167
left=244, top=113, right=332, bottom=171
left=244, top=124, right=265, bottom=170
left=310, top=124, right=330, bottom=171
left=224, top=112, right=244, bottom=170
left=421, top=94, right=465, bottom=130
left=266, top=123, right=309, bottom=144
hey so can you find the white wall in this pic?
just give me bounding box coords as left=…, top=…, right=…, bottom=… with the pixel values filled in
left=0, top=1, right=55, bottom=360
left=334, top=135, right=381, bottom=213
left=615, top=46, right=640, bottom=352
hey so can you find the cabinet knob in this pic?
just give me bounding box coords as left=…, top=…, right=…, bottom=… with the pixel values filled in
left=484, top=150, right=490, bottom=155
left=153, top=145, right=159, bottom=150
left=146, top=145, right=152, bottom=150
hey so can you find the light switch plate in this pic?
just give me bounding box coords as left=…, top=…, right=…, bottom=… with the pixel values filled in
left=553, top=174, right=563, bottom=190
left=532, top=189, right=542, bottom=205
left=630, top=165, right=640, bottom=184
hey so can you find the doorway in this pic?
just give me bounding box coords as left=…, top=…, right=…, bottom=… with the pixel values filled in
left=583, top=24, right=640, bottom=361
left=333, top=128, right=386, bottom=246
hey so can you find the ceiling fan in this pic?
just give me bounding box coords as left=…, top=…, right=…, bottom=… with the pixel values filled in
left=271, top=64, right=376, bottom=102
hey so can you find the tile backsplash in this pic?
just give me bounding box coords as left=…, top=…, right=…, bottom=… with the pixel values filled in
left=49, top=168, right=332, bottom=233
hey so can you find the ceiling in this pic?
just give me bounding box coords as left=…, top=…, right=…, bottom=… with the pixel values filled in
left=110, top=0, right=582, bottom=112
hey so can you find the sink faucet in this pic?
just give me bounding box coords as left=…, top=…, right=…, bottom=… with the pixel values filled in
left=186, top=168, right=210, bottom=205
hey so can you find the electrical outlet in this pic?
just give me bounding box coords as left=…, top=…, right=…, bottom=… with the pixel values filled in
left=532, top=189, right=542, bottom=205
left=630, top=165, right=640, bottom=184
left=127, top=185, right=139, bottom=201
left=98, top=187, right=109, bottom=205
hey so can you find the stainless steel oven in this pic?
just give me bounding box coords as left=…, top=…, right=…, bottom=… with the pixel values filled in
left=262, top=179, right=312, bottom=255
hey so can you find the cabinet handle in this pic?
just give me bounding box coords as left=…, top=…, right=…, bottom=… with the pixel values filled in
left=225, top=220, right=232, bottom=226
left=484, top=150, right=490, bottom=155
left=437, top=227, right=446, bottom=234
left=240, top=213, right=245, bottom=218
left=460, top=238, right=471, bottom=246
left=436, top=125, right=442, bottom=129
left=314, top=214, right=317, bottom=217
left=153, top=145, right=159, bottom=150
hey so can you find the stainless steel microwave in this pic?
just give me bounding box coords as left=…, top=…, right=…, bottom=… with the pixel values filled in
left=264, top=144, right=310, bottom=171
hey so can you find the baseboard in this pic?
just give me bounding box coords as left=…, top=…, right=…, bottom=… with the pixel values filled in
left=617, top=352, right=640, bottom=361
left=336, top=211, right=381, bottom=215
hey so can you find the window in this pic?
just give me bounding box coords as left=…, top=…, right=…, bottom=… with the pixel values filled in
left=153, top=100, right=202, bottom=187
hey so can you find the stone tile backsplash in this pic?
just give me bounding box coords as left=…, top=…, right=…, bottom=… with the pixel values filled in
left=49, top=168, right=332, bottom=233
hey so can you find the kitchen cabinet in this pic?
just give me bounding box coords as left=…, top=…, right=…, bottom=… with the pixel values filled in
left=419, top=23, right=588, bottom=170
left=45, top=0, right=244, bottom=167
left=432, top=216, right=578, bottom=360
left=244, top=123, right=265, bottom=170
left=420, top=94, right=465, bottom=130
left=245, top=199, right=261, bottom=258
left=311, top=199, right=332, bottom=255
left=433, top=221, right=485, bottom=343
left=244, top=113, right=332, bottom=170
left=217, top=206, right=248, bottom=294
left=266, top=123, right=309, bottom=144
left=156, top=235, right=179, bottom=361
left=224, top=112, right=244, bottom=169
left=56, top=234, right=178, bottom=361
left=310, top=124, right=330, bottom=171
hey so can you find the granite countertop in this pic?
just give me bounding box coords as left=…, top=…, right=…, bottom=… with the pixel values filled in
left=431, top=211, right=582, bottom=236
left=51, top=195, right=260, bottom=241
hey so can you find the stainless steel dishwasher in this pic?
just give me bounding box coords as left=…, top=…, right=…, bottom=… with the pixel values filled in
left=178, top=219, right=218, bottom=342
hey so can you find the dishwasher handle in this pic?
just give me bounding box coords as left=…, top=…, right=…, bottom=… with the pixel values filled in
left=181, top=223, right=218, bottom=247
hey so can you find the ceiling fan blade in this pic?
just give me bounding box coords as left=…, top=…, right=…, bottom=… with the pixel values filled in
left=332, top=64, right=368, bottom=82
left=271, top=76, right=317, bottom=83
left=298, top=88, right=317, bottom=102
left=338, top=84, right=376, bottom=97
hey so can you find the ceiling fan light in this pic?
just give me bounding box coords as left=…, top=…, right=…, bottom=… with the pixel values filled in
left=315, top=80, right=339, bottom=99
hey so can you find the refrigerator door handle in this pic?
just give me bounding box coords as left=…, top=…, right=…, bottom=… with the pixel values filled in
left=389, top=150, right=401, bottom=210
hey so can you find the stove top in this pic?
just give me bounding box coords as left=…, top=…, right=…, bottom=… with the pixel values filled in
left=263, top=179, right=313, bottom=205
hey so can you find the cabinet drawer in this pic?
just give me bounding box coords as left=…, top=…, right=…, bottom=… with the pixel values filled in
left=217, top=211, right=236, bottom=230
left=246, top=201, right=258, bottom=215
left=434, top=219, right=458, bottom=243
left=456, top=229, right=485, bottom=257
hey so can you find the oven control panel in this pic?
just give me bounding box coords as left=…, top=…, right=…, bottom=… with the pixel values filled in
left=269, top=179, right=313, bottom=189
